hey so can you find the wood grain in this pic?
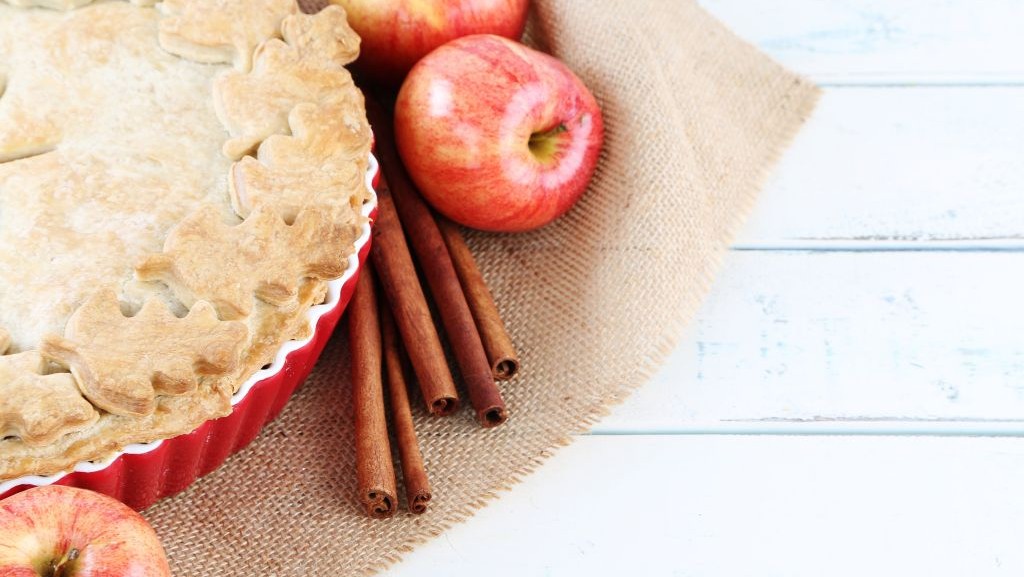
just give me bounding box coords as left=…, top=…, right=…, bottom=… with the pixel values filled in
left=596, top=251, right=1024, bottom=432
left=701, top=0, right=1024, bottom=84
left=385, top=1, right=1024, bottom=575
left=735, top=87, right=1024, bottom=246
left=383, top=435, right=1024, bottom=576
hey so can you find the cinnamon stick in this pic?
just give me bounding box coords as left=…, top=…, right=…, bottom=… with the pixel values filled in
left=366, top=99, right=508, bottom=428
left=380, top=305, right=432, bottom=514
left=348, top=264, right=397, bottom=518
left=371, top=173, right=460, bottom=416
left=436, top=217, right=520, bottom=381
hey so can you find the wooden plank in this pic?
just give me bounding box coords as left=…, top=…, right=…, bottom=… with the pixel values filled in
left=383, top=435, right=1024, bottom=576
left=594, top=251, right=1024, bottom=433
left=734, top=87, right=1024, bottom=246
left=701, top=0, right=1024, bottom=84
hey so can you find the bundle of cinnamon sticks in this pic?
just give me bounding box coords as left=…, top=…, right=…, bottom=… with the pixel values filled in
left=347, top=99, right=519, bottom=517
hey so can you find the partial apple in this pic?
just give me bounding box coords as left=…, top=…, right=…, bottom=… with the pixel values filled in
left=394, top=34, right=604, bottom=233
left=0, top=485, right=171, bottom=577
left=335, top=0, right=529, bottom=86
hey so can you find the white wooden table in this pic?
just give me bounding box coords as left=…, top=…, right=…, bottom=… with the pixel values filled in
left=384, top=2, right=1024, bottom=574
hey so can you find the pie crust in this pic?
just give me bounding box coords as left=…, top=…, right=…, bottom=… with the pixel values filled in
left=0, top=0, right=371, bottom=479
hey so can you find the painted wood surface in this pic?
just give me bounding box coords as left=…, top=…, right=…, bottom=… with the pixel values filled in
left=384, top=436, right=1024, bottom=576
left=595, top=251, right=1024, bottom=433
left=387, top=1, right=1023, bottom=575
left=701, top=0, right=1024, bottom=85
left=735, top=87, right=1024, bottom=246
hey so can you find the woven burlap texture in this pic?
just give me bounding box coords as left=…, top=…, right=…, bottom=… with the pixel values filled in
left=144, top=1, right=820, bottom=574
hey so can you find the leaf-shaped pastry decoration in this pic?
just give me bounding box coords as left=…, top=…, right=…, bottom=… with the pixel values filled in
left=0, top=350, right=99, bottom=447
left=0, top=61, right=62, bottom=163
left=136, top=204, right=361, bottom=321
left=230, top=100, right=371, bottom=221
left=212, top=6, right=364, bottom=161
left=214, top=40, right=357, bottom=159
left=41, top=290, right=248, bottom=417
left=280, top=5, right=360, bottom=67
left=157, top=0, right=297, bottom=70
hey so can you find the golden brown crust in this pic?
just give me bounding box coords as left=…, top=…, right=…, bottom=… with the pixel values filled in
left=231, top=100, right=371, bottom=221
left=214, top=41, right=359, bottom=158
left=136, top=204, right=360, bottom=320
left=41, top=290, right=248, bottom=417
left=0, top=351, right=99, bottom=447
left=281, top=5, right=360, bottom=66
left=1, top=0, right=94, bottom=9
left=0, top=1, right=370, bottom=480
left=157, top=0, right=297, bottom=70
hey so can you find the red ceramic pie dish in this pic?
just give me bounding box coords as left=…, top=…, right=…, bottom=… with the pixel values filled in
left=0, top=155, right=379, bottom=511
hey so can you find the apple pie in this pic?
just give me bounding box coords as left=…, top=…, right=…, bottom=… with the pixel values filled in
left=0, top=0, right=372, bottom=480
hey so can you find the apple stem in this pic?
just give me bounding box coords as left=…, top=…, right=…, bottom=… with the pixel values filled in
left=529, top=123, right=567, bottom=144
left=528, top=124, right=568, bottom=163
left=50, top=548, right=80, bottom=577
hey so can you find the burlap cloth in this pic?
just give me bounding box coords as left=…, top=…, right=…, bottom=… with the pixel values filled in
left=144, top=1, right=819, bottom=574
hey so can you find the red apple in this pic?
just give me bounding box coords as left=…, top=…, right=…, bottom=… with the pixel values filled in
left=335, top=0, right=529, bottom=86
left=0, top=486, right=171, bottom=577
left=394, top=34, right=603, bottom=233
